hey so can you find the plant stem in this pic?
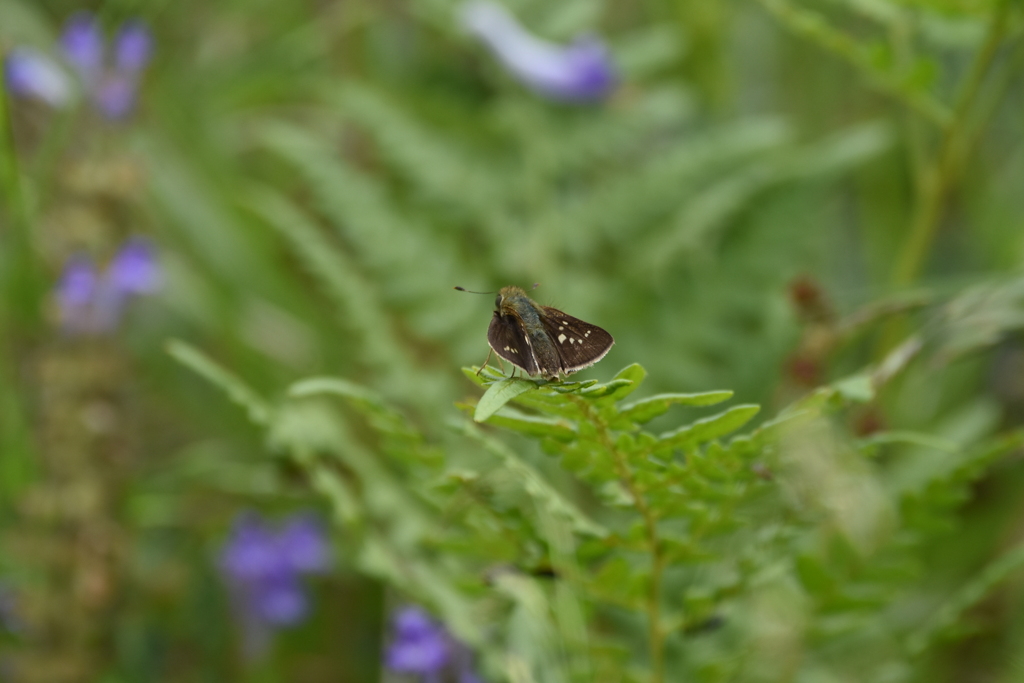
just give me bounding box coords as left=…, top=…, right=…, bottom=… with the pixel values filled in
left=579, top=400, right=666, bottom=683
left=0, top=51, right=42, bottom=329
left=756, top=0, right=952, bottom=127
left=891, top=0, right=1012, bottom=286
left=616, top=460, right=666, bottom=683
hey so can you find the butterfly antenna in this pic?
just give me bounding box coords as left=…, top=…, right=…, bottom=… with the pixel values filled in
left=454, top=286, right=496, bottom=294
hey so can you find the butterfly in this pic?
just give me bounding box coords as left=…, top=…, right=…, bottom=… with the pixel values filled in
left=459, top=285, right=614, bottom=381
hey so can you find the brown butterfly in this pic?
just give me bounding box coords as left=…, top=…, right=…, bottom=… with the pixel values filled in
left=459, top=285, right=614, bottom=381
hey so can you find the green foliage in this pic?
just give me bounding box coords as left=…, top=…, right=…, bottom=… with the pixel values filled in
left=475, top=377, right=541, bottom=421
left=4, top=0, right=1024, bottom=679
left=167, top=346, right=1024, bottom=682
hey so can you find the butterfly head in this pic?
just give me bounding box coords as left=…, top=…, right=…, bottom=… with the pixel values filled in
left=495, top=286, right=544, bottom=329
left=496, top=285, right=531, bottom=313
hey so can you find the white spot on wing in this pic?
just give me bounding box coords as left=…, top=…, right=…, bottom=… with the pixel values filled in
left=558, top=334, right=567, bottom=343
left=561, top=339, right=615, bottom=373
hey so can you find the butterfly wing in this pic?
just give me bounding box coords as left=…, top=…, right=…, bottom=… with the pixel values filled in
left=487, top=312, right=540, bottom=375
left=539, top=306, right=614, bottom=374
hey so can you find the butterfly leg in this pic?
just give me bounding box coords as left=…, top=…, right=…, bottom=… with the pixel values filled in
left=475, top=347, right=495, bottom=376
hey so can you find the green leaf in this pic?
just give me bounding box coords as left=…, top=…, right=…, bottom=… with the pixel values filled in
left=579, top=378, right=635, bottom=399
left=568, top=363, right=647, bottom=402
left=289, top=376, right=387, bottom=406
left=461, top=365, right=515, bottom=388
left=553, top=379, right=597, bottom=393
left=461, top=367, right=485, bottom=386
left=491, top=572, right=565, bottom=680
left=588, top=556, right=645, bottom=610
left=908, top=541, right=1024, bottom=654
left=165, top=339, right=271, bottom=425
left=618, top=391, right=734, bottom=424
left=288, top=376, right=419, bottom=441
left=856, top=430, right=959, bottom=455
left=451, top=419, right=607, bottom=537
left=833, top=374, right=874, bottom=403
left=608, top=363, right=646, bottom=395
left=658, top=404, right=761, bottom=451
left=245, top=186, right=417, bottom=389
left=615, top=24, right=687, bottom=78
left=484, top=407, right=577, bottom=441
left=475, top=378, right=539, bottom=422
left=902, top=430, right=1024, bottom=525
left=511, top=389, right=586, bottom=419
left=331, top=85, right=500, bottom=219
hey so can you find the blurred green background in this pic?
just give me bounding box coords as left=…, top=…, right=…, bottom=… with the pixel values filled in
left=2, top=0, right=1024, bottom=680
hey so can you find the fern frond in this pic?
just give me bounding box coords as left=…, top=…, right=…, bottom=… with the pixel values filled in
left=243, top=185, right=421, bottom=391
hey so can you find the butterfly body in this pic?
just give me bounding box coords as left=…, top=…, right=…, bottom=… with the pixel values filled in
left=487, top=286, right=614, bottom=381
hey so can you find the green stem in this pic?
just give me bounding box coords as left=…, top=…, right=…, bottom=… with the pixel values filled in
left=0, top=53, right=41, bottom=508
left=0, top=51, right=41, bottom=329
left=756, top=0, right=952, bottom=127
left=0, top=58, right=22, bottom=215
left=891, top=0, right=1012, bottom=286
left=889, top=15, right=929, bottom=190
left=578, top=400, right=666, bottom=683
left=616, top=459, right=666, bottom=683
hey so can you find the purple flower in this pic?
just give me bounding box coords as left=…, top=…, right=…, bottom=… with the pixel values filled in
left=55, top=237, right=162, bottom=336
left=56, top=255, right=99, bottom=308
left=4, top=48, right=74, bottom=107
left=107, top=237, right=162, bottom=295
left=220, top=513, right=285, bottom=583
left=56, top=255, right=100, bottom=333
left=460, top=1, right=616, bottom=102
left=114, top=21, right=153, bottom=75
left=60, top=12, right=104, bottom=83
left=385, top=606, right=485, bottom=682
left=279, top=515, right=332, bottom=574
left=83, top=20, right=153, bottom=119
left=64, top=13, right=153, bottom=119
left=386, top=607, right=452, bottom=674
left=6, top=12, right=152, bottom=119
left=218, top=511, right=332, bottom=659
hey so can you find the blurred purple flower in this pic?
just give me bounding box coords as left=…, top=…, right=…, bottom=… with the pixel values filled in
left=4, top=48, right=74, bottom=107
left=219, top=511, right=332, bottom=659
left=385, top=606, right=485, bottom=682
left=56, top=255, right=99, bottom=309
left=6, top=12, right=152, bottom=119
left=60, top=12, right=104, bottom=82
left=107, top=237, right=162, bottom=295
left=114, top=21, right=153, bottom=75
left=55, top=237, right=162, bottom=336
left=220, top=513, right=284, bottom=583
left=460, top=1, right=616, bottom=102
left=56, top=255, right=100, bottom=333
left=386, top=607, right=452, bottom=674
left=64, top=13, right=153, bottom=119
left=279, top=515, right=332, bottom=574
